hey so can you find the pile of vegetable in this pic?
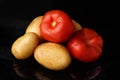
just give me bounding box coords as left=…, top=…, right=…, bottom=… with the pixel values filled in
left=11, top=10, right=103, bottom=71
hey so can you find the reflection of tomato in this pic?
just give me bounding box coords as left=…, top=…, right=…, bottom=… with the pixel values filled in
left=67, top=28, right=103, bottom=63
left=40, top=10, right=75, bottom=43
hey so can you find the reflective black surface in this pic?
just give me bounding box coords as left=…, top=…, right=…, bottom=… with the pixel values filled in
left=0, top=0, right=119, bottom=80
left=0, top=56, right=113, bottom=80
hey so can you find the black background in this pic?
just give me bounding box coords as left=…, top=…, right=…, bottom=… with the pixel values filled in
left=0, top=0, right=119, bottom=80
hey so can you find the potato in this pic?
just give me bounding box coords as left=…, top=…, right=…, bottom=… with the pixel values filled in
left=25, top=16, right=43, bottom=40
left=34, top=42, right=71, bottom=70
left=11, top=32, right=39, bottom=60
left=72, top=19, right=82, bottom=31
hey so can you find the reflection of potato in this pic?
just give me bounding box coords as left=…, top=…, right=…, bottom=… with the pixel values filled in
left=34, top=42, right=71, bottom=70
left=11, top=32, right=39, bottom=60
left=25, top=16, right=43, bottom=40
left=72, top=19, right=82, bottom=31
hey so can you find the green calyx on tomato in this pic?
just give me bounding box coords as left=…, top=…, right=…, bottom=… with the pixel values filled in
left=40, top=10, right=75, bottom=43
left=67, top=28, right=103, bottom=63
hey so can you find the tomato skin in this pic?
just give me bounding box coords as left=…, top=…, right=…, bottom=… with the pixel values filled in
left=40, top=10, right=75, bottom=43
left=67, top=28, right=103, bottom=63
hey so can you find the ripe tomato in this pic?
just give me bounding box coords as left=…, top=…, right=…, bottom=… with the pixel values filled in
left=40, top=10, right=75, bottom=43
left=67, top=28, right=103, bottom=63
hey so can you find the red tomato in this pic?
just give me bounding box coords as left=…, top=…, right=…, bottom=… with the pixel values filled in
left=67, top=28, right=103, bottom=63
left=40, top=10, right=75, bottom=43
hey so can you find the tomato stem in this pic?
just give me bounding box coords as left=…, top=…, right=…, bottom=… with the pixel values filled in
left=52, top=21, right=56, bottom=27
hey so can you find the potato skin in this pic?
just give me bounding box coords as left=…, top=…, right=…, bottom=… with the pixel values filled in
left=34, top=42, right=71, bottom=70
left=25, top=16, right=43, bottom=40
left=72, top=19, right=82, bottom=31
left=11, top=32, right=39, bottom=60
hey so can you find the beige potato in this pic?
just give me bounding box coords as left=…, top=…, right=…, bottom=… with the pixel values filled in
left=72, top=19, right=82, bottom=31
left=25, top=16, right=43, bottom=40
left=11, top=32, right=39, bottom=60
left=34, top=42, right=71, bottom=70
